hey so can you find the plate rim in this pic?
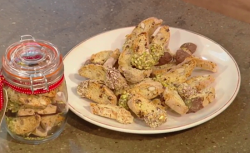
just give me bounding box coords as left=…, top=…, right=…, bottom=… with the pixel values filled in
left=64, top=26, right=241, bottom=134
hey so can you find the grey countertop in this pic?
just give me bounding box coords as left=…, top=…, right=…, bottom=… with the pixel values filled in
left=0, top=0, right=249, bottom=153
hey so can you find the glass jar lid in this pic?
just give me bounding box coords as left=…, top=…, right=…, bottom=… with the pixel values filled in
left=2, top=35, right=63, bottom=91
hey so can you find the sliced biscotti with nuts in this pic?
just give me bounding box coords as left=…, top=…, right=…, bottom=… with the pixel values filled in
left=124, top=17, right=163, bottom=48
left=186, top=75, right=215, bottom=91
left=152, top=63, right=175, bottom=76
left=130, top=32, right=156, bottom=70
left=200, top=87, right=215, bottom=107
left=7, top=115, right=41, bottom=136
left=133, top=17, right=163, bottom=38
left=131, top=32, right=149, bottom=55
left=118, top=46, right=152, bottom=83
left=176, top=57, right=196, bottom=77
left=185, top=87, right=215, bottom=113
left=151, top=26, right=170, bottom=48
left=129, top=78, right=164, bottom=100
left=176, top=83, right=197, bottom=99
left=19, top=94, right=51, bottom=109
left=119, top=65, right=152, bottom=83
left=153, top=67, right=188, bottom=86
left=150, top=26, right=170, bottom=63
left=193, top=57, right=217, bottom=72
left=175, top=82, right=215, bottom=113
left=78, top=64, right=106, bottom=81
left=104, top=67, right=128, bottom=90
left=117, top=78, right=164, bottom=110
left=103, top=49, right=120, bottom=68
left=40, top=114, right=64, bottom=131
left=118, top=18, right=155, bottom=82
left=153, top=63, right=176, bottom=71
left=77, top=80, right=117, bottom=105
left=130, top=26, right=171, bottom=70
left=153, top=57, right=196, bottom=86
left=152, top=60, right=176, bottom=74
left=90, top=50, right=113, bottom=65
left=127, top=95, right=167, bottom=128
left=151, top=98, right=168, bottom=110
left=119, top=17, right=162, bottom=83
left=78, top=64, right=128, bottom=90
left=90, top=103, right=134, bottom=124
left=163, top=85, right=188, bottom=115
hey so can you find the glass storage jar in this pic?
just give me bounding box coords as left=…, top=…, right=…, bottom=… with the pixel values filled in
left=0, top=35, right=68, bottom=144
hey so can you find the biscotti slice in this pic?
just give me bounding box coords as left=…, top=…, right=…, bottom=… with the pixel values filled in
left=150, top=26, right=170, bottom=61
left=129, top=17, right=163, bottom=43
left=119, top=65, right=152, bottom=84
left=40, top=114, right=64, bottom=131
left=129, top=78, right=164, bottom=100
left=7, top=115, right=41, bottom=136
left=193, top=57, right=217, bottom=72
left=104, top=67, right=128, bottom=90
left=176, top=83, right=197, bottom=99
left=131, top=32, right=154, bottom=70
left=176, top=57, right=196, bottom=77
left=90, top=50, right=113, bottom=65
left=19, top=94, right=51, bottom=109
left=153, top=57, right=196, bottom=86
left=127, top=95, right=167, bottom=128
left=151, top=98, right=167, bottom=110
left=118, top=42, right=152, bottom=84
left=78, top=64, right=128, bottom=90
left=132, top=32, right=149, bottom=55
left=77, top=80, right=117, bottom=105
left=152, top=63, right=175, bottom=76
left=163, top=86, right=188, bottom=115
left=78, top=64, right=106, bottom=81
left=186, top=75, right=215, bottom=91
left=103, top=49, right=120, bottom=68
left=153, top=67, right=188, bottom=86
left=151, top=26, right=170, bottom=47
left=185, top=87, right=215, bottom=113
left=201, top=87, right=215, bottom=106
left=153, top=63, right=176, bottom=70
left=90, top=103, right=134, bottom=124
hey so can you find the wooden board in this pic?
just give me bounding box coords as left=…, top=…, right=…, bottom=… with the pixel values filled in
left=183, top=0, right=250, bottom=23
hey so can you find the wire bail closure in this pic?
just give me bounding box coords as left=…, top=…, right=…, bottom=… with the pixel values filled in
left=20, top=35, right=35, bottom=42
left=29, top=73, right=49, bottom=93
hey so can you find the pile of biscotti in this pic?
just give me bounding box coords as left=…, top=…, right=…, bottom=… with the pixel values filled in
left=76, top=17, right=217, bottom=128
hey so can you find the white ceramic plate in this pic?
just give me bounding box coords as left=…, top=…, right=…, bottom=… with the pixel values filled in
left=64, top=27, right=241, bottom=134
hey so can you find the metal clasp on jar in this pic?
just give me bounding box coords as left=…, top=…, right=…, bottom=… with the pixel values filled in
left=20, top=35, right=36, bottom=42
left=29, top=73, right=49, bottom=93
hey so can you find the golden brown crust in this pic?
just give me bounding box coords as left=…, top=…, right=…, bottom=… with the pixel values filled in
left=127, top=95, right=167, bottom=128
left=129, top=78, right=164, bottom=100
left=78, top=64, right=106, bottom=81
left=78, top=64, right=128, bottom=90
left=151, top=26, right=170, bottom=48
left=90, top=50, right=113, bottom=65
left=8, top=115, right=41, bottom=136
left=163, top=86, right=188, bottom=115
left=77, top=80, right=117, bottom=105
left=90, top=103, right=134, bottom=124
left=19, top=94, right=51, bottom=108
left=103, top=49, right=121, bottom=67
left=186, top=75, right=215, bottom=91
left=118, top=46, right=152, bottom=83
left=194, top=57, right=217, bottom=72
